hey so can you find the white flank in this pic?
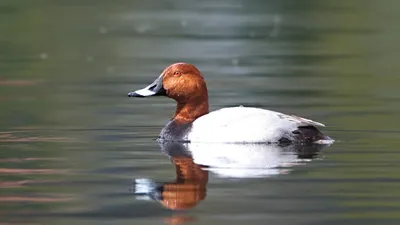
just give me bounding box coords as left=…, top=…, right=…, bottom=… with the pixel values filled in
left=187, top=106, right=330, bottom=143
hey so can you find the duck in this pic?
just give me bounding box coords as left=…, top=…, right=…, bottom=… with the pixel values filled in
left=128, top=62, right=333, bottom=144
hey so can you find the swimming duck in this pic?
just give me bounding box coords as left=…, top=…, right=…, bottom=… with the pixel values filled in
left=128, top=63, right=333, bottom=144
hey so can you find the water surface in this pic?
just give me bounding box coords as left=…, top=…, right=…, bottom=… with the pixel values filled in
left=1, top=0, right=400, bottom=224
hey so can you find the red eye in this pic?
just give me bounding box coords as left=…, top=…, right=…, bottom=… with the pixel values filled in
left=174, top=71, right=181, bottom=76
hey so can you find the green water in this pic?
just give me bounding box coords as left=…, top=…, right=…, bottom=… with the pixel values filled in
left=1, top=0, right=400, bottom=224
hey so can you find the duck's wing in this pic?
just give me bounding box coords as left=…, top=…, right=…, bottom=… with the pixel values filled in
left=277, top=114, right=325, bottom=127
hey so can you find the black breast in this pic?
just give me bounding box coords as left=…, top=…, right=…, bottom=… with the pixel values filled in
left=159, top=120, right=192, bottom=142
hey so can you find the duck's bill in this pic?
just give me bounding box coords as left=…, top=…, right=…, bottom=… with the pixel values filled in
left=128, top=75, right=166, bottom=98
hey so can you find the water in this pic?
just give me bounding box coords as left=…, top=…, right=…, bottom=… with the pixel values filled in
left=1, top=0, right=400, bottom=224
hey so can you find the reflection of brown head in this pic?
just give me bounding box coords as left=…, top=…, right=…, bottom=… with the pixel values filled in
left=163, top=215, right=196, bottom=225
left=160, top=157, right=208, bottom=210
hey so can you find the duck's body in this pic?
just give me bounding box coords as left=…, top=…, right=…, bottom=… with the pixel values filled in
left=187, top=106, right=327, bottom=144
left=159, top=106, right=327, bottom=144
left=128, top=62, right=333, bottom=144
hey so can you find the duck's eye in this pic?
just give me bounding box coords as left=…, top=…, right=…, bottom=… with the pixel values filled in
left=173, top=71, right=181, bottom=76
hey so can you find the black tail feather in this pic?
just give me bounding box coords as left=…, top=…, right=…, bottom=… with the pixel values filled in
left=291, top=126, right=326, bottom=144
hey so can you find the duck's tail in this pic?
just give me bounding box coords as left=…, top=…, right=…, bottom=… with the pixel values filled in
left=293, top=126, right=334, bottom=145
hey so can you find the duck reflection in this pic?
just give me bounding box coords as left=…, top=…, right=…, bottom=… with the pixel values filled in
left=133, top=142, right=329, bottom=210
left=134, top=142, right=207, bottom=210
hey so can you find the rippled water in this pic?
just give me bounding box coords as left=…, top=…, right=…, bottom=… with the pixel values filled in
left=1, top=0, right=400, bottom=224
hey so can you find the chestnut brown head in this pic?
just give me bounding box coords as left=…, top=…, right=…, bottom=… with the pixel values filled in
left=128, top=62, right=207, bottom=103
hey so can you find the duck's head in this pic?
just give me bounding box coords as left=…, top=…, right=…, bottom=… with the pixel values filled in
left=128, top=62, right=208, bottom=104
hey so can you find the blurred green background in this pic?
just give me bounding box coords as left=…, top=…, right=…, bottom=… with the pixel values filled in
left=1, top=0, right=400, bottom=225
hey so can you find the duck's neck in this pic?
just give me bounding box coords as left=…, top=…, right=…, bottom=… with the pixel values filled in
left=173, top=97, right=209, bottom=124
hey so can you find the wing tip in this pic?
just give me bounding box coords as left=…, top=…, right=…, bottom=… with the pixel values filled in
left=290, top=115, right=326, bottom=127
